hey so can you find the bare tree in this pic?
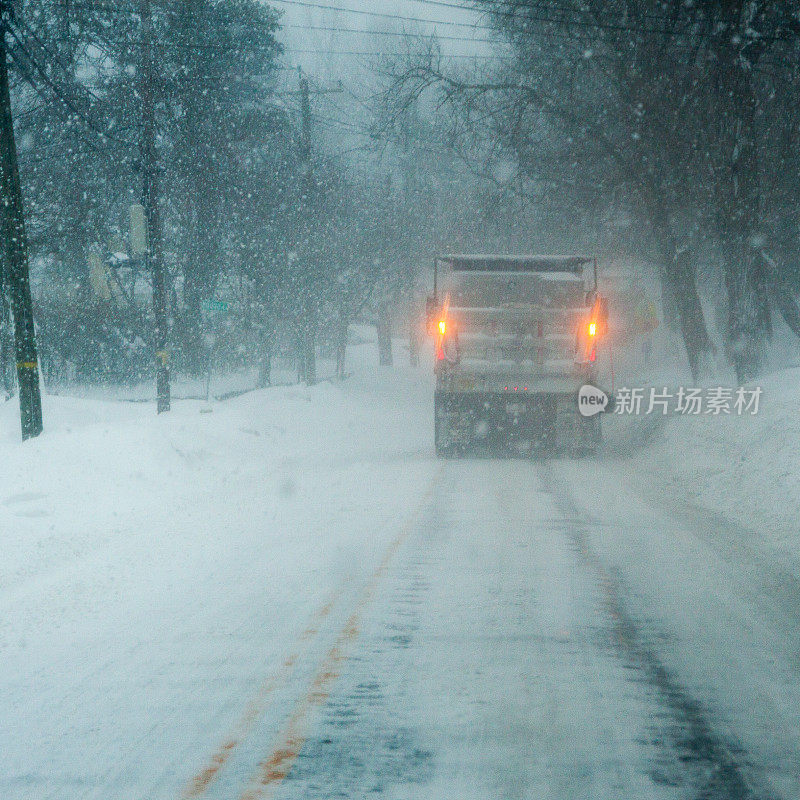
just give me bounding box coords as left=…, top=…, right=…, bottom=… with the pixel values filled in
left=381, top=0, right=800, bottom=380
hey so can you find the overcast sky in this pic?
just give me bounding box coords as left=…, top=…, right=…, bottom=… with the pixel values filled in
left=260, top=0, right=497, bottom=168
left=271, top=0, right=492, bottom=81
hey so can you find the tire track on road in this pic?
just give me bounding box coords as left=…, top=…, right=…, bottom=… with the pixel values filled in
left=236, top=467, right=443, bottom=800
left=539, top=460, right=777, bottom=800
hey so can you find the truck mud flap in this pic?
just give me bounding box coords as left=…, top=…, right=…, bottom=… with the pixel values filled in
left=556, top=395, right=602, bottom=456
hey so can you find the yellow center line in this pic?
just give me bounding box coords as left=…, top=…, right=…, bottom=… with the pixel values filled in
left=180, top=591, right=342, bottom=799
left=237, top=466, right=443, bottom=800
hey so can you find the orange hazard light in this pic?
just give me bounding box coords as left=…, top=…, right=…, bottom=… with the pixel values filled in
left=438, top=320, right=447, bottom=336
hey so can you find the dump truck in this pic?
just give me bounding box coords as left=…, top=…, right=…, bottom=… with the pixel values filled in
left=427, top=254, right=609, bottom=456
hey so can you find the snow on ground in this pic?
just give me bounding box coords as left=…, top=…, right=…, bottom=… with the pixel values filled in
left=559, top=362, right=800, bottom=797
left=275, top=462, right=692, bottom=800
left=45, top=362, right=301, bottom=403
left=1, top=339, right=429, bottom=611
left=4, top=327, right=800, bottom=799
left=0, top=336, right=437, bottom=799
left=0, top=331, right=705, bottom=800
left=561, top=449, right=800, bottom=799
left=615, top=366, right=800, bottom=567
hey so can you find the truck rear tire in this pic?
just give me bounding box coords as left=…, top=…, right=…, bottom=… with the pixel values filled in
left=434, top=396, right=447, bottom=457
left=572, top=415, right=601, bottom=457
left=434, top=393, right=458, bottom=458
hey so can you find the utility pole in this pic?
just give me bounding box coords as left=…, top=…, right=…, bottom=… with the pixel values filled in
left=0, top=1, right=43, bottom=440
left=297, top=68, right=316, bottom=386
left=290, top=70, right=342, bottom=385
left=139, top=0, right=170, bottom=412
left=298, top=70, right=313, bottom=197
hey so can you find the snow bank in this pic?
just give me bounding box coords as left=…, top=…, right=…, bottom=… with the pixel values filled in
left=622, top=366, right=800, bottom=560
left=0, top=340, right=433, bottom=615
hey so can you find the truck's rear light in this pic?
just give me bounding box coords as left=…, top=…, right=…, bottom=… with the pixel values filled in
left=589, top=348, right=596, bottom=362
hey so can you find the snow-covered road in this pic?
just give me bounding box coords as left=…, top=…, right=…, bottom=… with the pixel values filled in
left=2, top=343, right=799, bottom=799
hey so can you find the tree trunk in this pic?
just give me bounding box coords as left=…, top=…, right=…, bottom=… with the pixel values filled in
left=296, top=327, right=305, bottom=384
left=0, top=34, right=43, bottom=438
left=297, top=312, right=317, bottom=385
left=377, top=304, right=393, bottom=367
left=182, top=264, right=210, bottom=374
left=0, top=290, right=14, bottom=398
left=650, top=214, right=714, bottom=381
left=257, top=320, right=275, bottom=388
left=177, top=0, right=220, bottom=376
left=763, top=252, right=800, bottom=340
left=709, top=12, right=768, bottom=383
left=304, top=328, right=316, bottom=385
left=335, top=311, right=348, bottom=380
left=258, top=352, right=271, bottom=388
left=719, top=236, right=764, bottom=383
left=409, top=319, right=420, bottom=367
left=659, top=264, right=681, bottom=332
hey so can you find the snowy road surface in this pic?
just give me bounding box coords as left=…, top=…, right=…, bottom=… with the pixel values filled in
left=2, top=345, right=799, bottom=799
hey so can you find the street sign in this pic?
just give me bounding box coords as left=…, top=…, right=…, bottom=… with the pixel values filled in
left=202, top=298, right=230, bottom=314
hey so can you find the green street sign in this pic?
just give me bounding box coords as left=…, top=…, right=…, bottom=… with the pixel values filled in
left=202, top=299, right=230, bottom=314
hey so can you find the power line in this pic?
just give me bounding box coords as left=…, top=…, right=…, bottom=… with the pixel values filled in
left=271, top=0, right=675, bottom=39
left=42, top=0, right=705, bottom=31
left=39, top=0, right=800, bottom=47
left=268, top=0, right=799, bottom=43
left=43, top=0, right=497, bottom=36
left=233, top=0, right=491, bottom=31
left=31, top=30, right=513, bottom=58
left=280, top=22, right=507, bottom=46
left=287, top=47, right=509, bottom=59
left=418, top=0, right=800, bottom=33
left=269, top=0, right=654, bottom=33
left=34, top=33, right=287, bottom=53
left=16, top=34, right=796, bottom=81
left=312, top=111, right=373, bottom=136
left=11, top=0, right=799, bottom=99
left=415, top=0, right=800, bottom=43
left=408, top=0, right=694, bottom=24
left=277, top=20, right=597, bottom=47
